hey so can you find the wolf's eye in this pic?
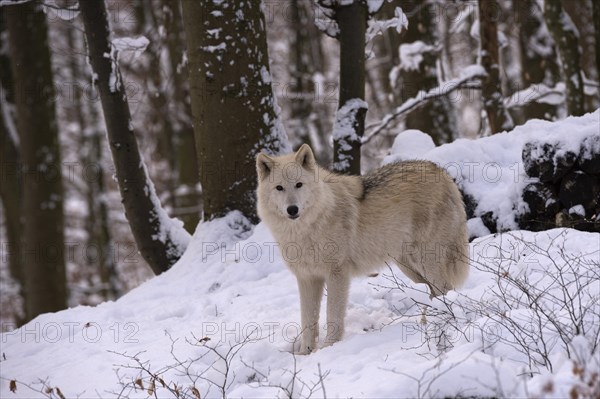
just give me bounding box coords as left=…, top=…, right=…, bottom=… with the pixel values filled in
left=276, top=185, right=284, bottom=191
left=295, top=182, right=303, bottom=188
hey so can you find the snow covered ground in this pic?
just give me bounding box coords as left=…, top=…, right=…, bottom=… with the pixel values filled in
left=1, top=113, right=599, bottom=398
left=1, top=211, right=598, bottom=398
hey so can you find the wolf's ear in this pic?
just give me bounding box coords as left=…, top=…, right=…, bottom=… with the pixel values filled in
left=256, top=153, right=274, bottom=181
left=295, top=144, right=316, bottom=170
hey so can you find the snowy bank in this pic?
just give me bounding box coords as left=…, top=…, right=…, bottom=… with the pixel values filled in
left=1, top=209, right=598, bottom=398
left=384, top=111, right=600, bottom=238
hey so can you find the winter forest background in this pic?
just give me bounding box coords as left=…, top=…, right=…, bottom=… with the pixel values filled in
left=1, top=0, right=600, bottom=397
left=1, top=0, right=599, bottom=344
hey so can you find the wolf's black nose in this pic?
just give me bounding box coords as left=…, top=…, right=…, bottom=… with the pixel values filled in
left=287, top=205, right=299, bottom=217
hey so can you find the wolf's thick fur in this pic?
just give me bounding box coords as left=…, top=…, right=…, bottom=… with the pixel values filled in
left=256, top=144, right=469, bottom=354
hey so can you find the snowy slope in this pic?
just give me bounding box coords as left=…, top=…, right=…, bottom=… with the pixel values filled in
left=2, top=113, right=600, bottom=398
left=1, top=210, right=598, bottom=398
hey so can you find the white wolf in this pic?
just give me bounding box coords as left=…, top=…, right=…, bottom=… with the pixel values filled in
left=256, top=144, right=469, bottom=354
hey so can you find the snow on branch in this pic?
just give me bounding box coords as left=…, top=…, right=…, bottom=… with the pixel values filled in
left=363, top=65, right=487, bottom=144
left=366, top=6, right=407, bottom=44
left=315, top=0, right=394, bottom=38
left=504, top=83, right=565, bottom=109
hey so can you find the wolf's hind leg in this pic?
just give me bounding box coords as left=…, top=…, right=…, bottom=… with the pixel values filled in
left=324, top=271, right=350, bottom=347
left=297, top=276, right=324, bottom=354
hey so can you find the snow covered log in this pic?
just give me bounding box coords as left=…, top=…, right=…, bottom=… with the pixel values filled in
left=558, top=171, right=600, bottom=216
left=383, top=112, right=599, bottom=238
left=578, top=135, right=600, bottom=174
left=522, top=141, right=578, bottom=182
left=519, top=182, right=560, bottom=231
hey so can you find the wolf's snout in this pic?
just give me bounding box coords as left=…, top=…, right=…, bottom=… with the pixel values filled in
left=287, top=205, right=299, bottom=218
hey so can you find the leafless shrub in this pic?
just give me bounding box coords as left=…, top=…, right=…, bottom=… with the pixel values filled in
left=373, top=230, right=599, bottom=395
left=241, top=347, right=330, bottom=399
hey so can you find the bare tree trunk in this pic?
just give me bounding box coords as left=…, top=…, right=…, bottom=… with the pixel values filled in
left=140, top=1, right=178, bottom=209
left=517, top=0, right=560, bottom=121
left=478, top=0, right=514, bottom=134
left=543, top=0, right=585, bottom=116
left=181, top=0, right=289, bottom=223
left=288, top=0, right=325, bottom=149
left=592, top=0, right=600, bottom=96
left=394, top=0, right=456, bottom=144
left=370, top=1, right=399, bottom=115
left=162, top=0, right=201, bottom=234
left=332, top=2, right=368, bottom=175
left=289, top=0, right=315, bottom=149
left=80, top=0, right=189, bottom=275
left=0, top=13, right=26, bottom=324
left=6, top=0, right=67, bottom=320
left=65, top=25, right=121, bottom=300
left=288, top=0, right=330, bottom=165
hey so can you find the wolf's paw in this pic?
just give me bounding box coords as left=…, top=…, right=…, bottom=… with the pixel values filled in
left=295, top=345, right=314, bottom=355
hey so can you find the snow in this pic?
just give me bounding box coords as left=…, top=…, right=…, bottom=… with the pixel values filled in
left=43, top=0, right=80, bottom=21
left=398, top=41, right=436, bottom=72
left=367, top=0, right=385, bottom=14
left=568, top=205, right=585, bottom=217
left=366, top=7, right=408, bottom=44
left=104, top=36, right=150, bottom=93
left=466, top=217, right=491, bottom=238
left=367, top=65, right=486, bottom=144
left=331, top=98, right=369, bottom=171
left=111, top=37, right=149, bottom=59
left=382, top=129, right=435, bottom=164
left=504, top=83, right=565, bottom=109
left=1, top=211, right=598, bottom=397
left=202, top=43, right=227, bottom=53
left=383, top=110, right=600, bottom=231
left=139, top=160, right=191, bottom=260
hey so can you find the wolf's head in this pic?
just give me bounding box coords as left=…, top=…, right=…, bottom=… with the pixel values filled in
left=256, top=144, right=324, bottom=224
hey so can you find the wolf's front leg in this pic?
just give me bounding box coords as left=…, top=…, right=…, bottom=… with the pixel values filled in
left=296, top=276, right=324, bottom=354
left=324, top=271, right=350, bottom=347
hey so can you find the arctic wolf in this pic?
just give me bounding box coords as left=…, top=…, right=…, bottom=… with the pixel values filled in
left=256, top=144, right=469, bottom=354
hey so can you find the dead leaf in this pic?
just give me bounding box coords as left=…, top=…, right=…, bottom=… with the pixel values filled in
left=9, top=380, right=16, bottom=393
left=56, top=387, right=66, bottom=399
left=542, top=381, right=553, bottom=393
left=135, top=378, right=144, bottom=390
left=191, top=386, right=201, bottom=399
